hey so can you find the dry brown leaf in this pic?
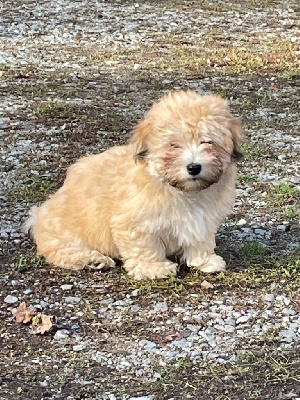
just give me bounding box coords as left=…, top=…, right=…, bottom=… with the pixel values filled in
left=165, top=331, right=183, bottom=342
left=13, top=301, right=36, bottom=324
left=201, top=280, right=214, bottom=289
left=31, top=314, right=53, bottom=335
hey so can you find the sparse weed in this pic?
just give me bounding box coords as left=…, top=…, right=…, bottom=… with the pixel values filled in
left=174, top=357, right=188, bottom=369
left=265, top=327, right=280, bottom=342
left=16, top=84, right=53, bottom=99
left=236, top=349, right=256, bottom=364
left=205, top=246, right=300, bottom=291
left=15, top=253, right=45, bottom=271
left=256, top=91, right=274, bottom=106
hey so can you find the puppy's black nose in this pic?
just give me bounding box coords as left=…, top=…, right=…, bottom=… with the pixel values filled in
left=187, top=163, right=202, bottom=176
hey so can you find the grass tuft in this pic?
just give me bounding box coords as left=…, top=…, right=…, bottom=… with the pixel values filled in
left=16, top=177, right=57, bottom=205
left=267, top=182, right=300, bottom=208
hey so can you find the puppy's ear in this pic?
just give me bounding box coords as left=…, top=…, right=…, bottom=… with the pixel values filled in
left=130, top=118, right=151, bottom=163
left=229, top=116, right=243, bottom=162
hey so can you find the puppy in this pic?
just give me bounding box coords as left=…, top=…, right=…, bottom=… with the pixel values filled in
left=24, top=90, right=242, bottom=280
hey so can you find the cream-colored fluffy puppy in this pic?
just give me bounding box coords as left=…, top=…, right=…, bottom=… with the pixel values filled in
left=24, top=90, right=242, bottom=280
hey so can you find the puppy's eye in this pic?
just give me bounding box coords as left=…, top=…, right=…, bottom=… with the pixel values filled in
left=200, top=141, right=213, bottom=145
left=170, top=143, right=181, bottom=149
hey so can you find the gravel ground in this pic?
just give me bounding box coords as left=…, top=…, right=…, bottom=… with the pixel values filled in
left=0, top=1, right=299, bottom=399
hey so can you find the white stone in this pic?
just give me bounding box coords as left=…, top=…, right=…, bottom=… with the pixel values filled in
left=264, top=294, right=275, bottom=302
left=4, top=295, right=18, bottom=304
left=53, top=330, right=70, bottom=341
left=65, top=296, right=81, bottom=303
left=73, top=343, right=86, bottom=351
left=276, top=225, right=286, bottom=231
left=151, top=302, right=168, bottom=313
left=60, top=284, right=73, bottom=291
left=139, top=339, right=157, bottom=350
left=236, top=315, right=252, bottom=324
left=224, top=325, right=235, bottom=333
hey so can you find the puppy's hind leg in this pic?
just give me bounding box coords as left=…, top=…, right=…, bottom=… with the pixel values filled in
left=28, top=206, right=116, bottom=271
left=36, top=236, right=115, bottom=271
left=47, top=248, right=116, bottom=271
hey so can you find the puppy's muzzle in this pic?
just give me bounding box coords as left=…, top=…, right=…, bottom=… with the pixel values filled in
left=187, top=163, right=202, bottom=176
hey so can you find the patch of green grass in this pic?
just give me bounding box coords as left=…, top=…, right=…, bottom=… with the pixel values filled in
left=240, top=142, right=263, bottom=161
left=130, top=272, right=186, bottom=296
left=17, top=176, right=56, bottom=204
left=267, top=182, right=300, bottom=207
left=237, top=173, right=256, bottom=184
left=33, top=101, right=79, bottom=119
left=242, top=91, right=275, bottom=109
left=209, top=250, right=300, bottom=291
left=273, top=182, right=299, bottom=202
left=283, top=204, right=299, bottom=219
left=282, top=66, right=300, bottom=79
left=241, top=240, right=266, bottom=262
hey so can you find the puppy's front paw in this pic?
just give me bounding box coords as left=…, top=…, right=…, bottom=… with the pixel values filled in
left=124, top=259, right=177, bottom=280
left=196, top=254, right=226, bottom=273
left=187, top=253, right=210, bottom=268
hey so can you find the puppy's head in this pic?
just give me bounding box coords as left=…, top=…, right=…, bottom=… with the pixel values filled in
left=131, top=90, right=242, bottom=192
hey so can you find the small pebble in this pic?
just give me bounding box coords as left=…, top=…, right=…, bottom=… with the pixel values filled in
left=236, top=315, right=252, bottom=324
left=131, top=289, right=141, bottom=297
left=276, top=225, right=287, bottom=231
left=131, top=305, right=141, bottom=312
left=99, top=298, right=115, bottom=305
left=65, top=296, right=81, bottom=303
left=73, top=343, right=86, bottom=351
left=150, top=302, right=168, bottom=313
left=60, top=284, right=73, bottom=291
left=53, top=329, right=70, bottom=341
left=224, top=325, right=235, bottom=333
left=139, top=339, right=157, bottom=350
left=264, top=294, right=275, bottom=302
left=4, top=295, right=18, bottom=304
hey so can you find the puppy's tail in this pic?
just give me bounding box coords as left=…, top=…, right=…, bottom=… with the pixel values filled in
left=22, top=206, right=38, bottom=236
